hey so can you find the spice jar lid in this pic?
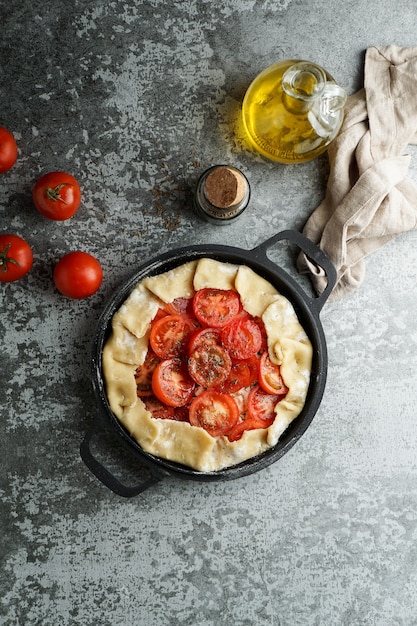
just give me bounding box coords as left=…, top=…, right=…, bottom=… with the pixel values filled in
left=194, top=165, right=250, bottom=224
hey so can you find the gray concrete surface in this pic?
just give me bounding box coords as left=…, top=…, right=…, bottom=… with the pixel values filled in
left=2, top=1, right=417, bottom=625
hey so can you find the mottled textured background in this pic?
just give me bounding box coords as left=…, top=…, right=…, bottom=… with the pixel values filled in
left=2, top=1, right=417, bottom=625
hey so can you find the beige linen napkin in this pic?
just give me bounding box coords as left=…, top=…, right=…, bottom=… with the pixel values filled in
left=298, top=45, right=417, bottom=300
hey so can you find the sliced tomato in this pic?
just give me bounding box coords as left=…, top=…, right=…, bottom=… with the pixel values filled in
left=183, top=315, right=201, bottom=334
left=246, top=355, right=260, bottom=385
left=193, top=288, right=241, bottom=328
left=187, top=327, right=222, bottom=354
left=153, top=307, right=170, bottom=322
left=149, top=314, right=193, bottom=359
left=165, top=297, right=194, bottom=316
left=221, top=317, right=263, bottom=360
left=142, top=395, right=175, bottom=419
left=247, top=385, right=282, bottom=423
left=218, top=360, right=252, bottom=394
left=258, top=352, right=289, bottom=396
left=227, top=417, right=270, bottom=442
left=135, top=349, right=160, bottom=396
left=142, top=395, right=189, bottom=421
left=188, top=343, right=232, bottom=388
left=152, top=358, right=195, bottom=407
left=253, top=316, right=268, bottom=353
left=189, top=390, right=239, bottom=437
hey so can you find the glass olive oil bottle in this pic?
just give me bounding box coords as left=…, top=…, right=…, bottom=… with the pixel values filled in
left=242, top=60, right=347, bottom=164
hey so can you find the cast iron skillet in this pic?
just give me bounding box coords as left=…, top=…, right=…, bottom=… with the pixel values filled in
left=80, top=230, right=336, bottom=497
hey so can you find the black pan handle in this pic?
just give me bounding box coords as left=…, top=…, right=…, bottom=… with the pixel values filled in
left=80, top=418, right=162, bottom=498
left=253, top=229, right=337, bottom=313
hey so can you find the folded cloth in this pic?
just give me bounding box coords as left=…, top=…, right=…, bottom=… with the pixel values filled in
left=298, top=45, right=417, bottom=300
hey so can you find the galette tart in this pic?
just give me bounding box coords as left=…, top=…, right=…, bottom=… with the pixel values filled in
left=102, top=258, right=312, bottom=472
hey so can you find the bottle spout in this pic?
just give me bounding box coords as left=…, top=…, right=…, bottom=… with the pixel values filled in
left=282, top=62, right=327, bottom=114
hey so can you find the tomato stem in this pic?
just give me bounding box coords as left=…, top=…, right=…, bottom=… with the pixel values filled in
left=45, top=183, right=71, bottom=204
left=0, top=243, right=21, bottom=272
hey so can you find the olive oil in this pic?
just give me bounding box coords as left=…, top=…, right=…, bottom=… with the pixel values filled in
left=242, top=60, right=347, bottom=164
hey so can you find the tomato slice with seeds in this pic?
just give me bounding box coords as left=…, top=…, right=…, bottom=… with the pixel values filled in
left=221, top=317, right=263, bottom=360
left=218, top=360, right=252, bottom=394
left=188, top=343, right=232, bottom=388
left=135, top=349, right=160, bottom=396
left=152, top=358, right=195, bottom=407
left=193, top=288, right=241, bottom=328
left=189, top=390, right=239, bottom=437
left=247, top=385, right=282, bottom=422
left=149, top=314, right=193, bottom=359
left=187, top=327, right=222, bottom=354
left=258, top=352, right=289, bottom=396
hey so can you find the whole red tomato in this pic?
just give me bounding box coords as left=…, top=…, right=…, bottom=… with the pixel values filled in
left=0, top=127, right=18, bottom=173
left=33, top=171, right=81, bottom=220
left=53, top=251, right=103, bottom=299
left=0, top=234, right=33, bottom=282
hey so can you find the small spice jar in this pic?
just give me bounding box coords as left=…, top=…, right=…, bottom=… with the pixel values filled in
left=194, top=165, right=250, bottom=225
